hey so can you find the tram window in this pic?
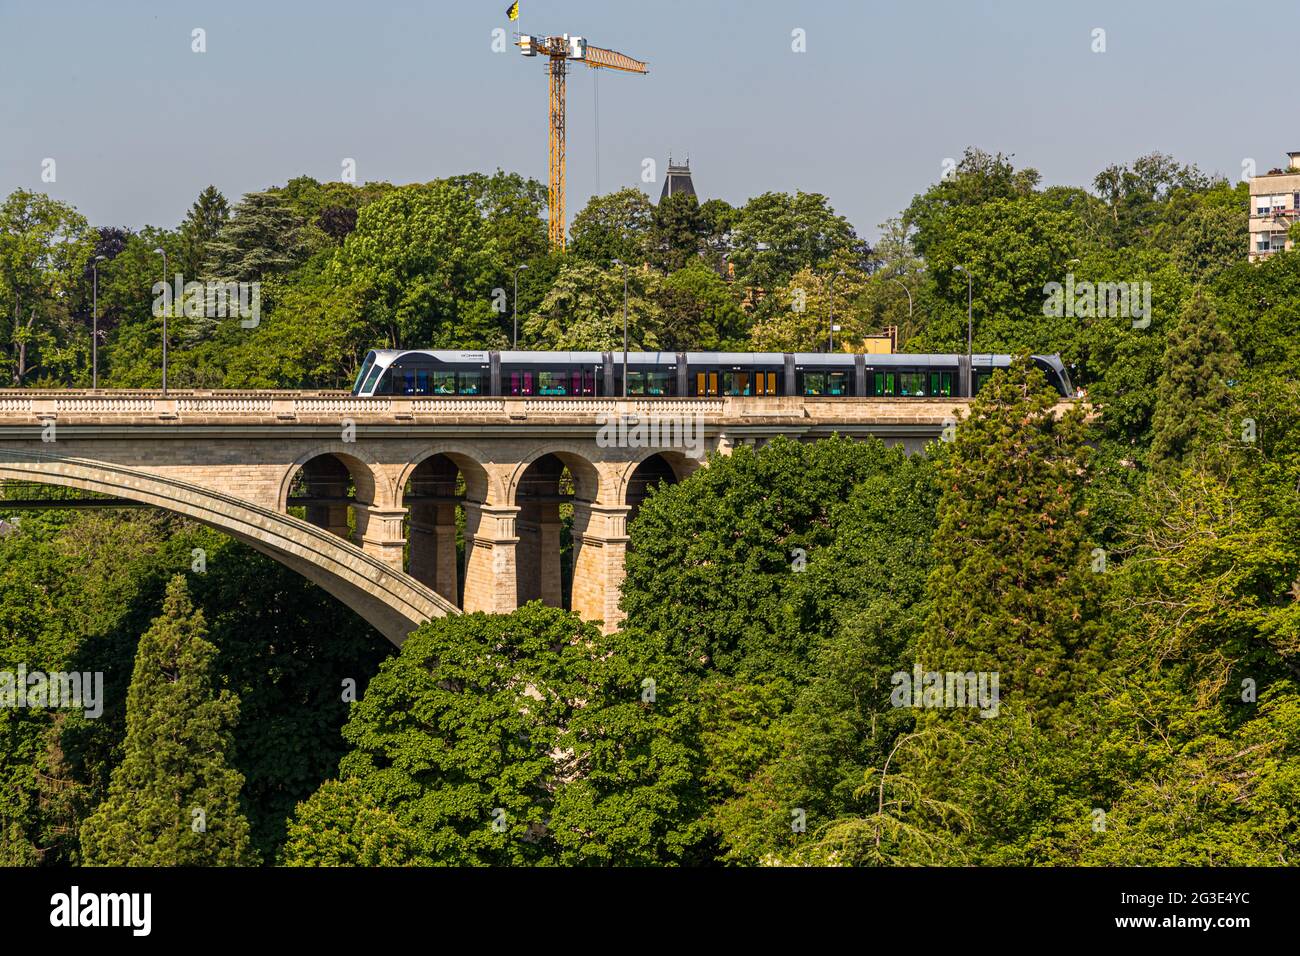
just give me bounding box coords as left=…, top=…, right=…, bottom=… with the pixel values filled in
left=929, top=371, right=954, bottom=397
left=803, top=371, right=849, bottom=396
left=721, top=371, right=749, bottom=396
left=509, top=371, right=535, bottom=396
left=898, top=371, right=926, bottom=396
left=537, top=371, right=567, bottom=396
left=353, top=355, right=375, bottom=393
left=458, top=372, right=482, bottom=395
left=695, top=371, right=720, bottom=396
left=431, top=371, right=456, bottom=395
left=361, top=363, right=384, bottom=395
left=627, top=370, right=673, bottom=396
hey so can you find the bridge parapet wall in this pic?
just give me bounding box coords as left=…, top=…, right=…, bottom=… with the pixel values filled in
left=0, top=392, right=1013, bottom=430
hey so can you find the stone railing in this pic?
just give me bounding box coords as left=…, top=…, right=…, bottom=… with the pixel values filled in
left=0, top=390, right=1026, bottom=430
left=525, top=399, right=617, bottom=414
left=411, top=398, right=506, bottom=414
left=177, top=398, right=275, bottom=413
left=56, top=397, right=155, bottom=413
left=293, top=398, right=392, bottom=414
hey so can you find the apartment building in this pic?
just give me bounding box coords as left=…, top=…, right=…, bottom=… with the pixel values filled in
left=1249, top=152, right=1300, bottom=261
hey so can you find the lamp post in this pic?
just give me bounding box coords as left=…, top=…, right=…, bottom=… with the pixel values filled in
left=91, top=255, right=106, bottom=390
left=954, top=264, right=974, bottom=396
left=887, top=276, right=913, bottom=323
left=828, top=270, right=845, bottom=352
left=612, top=259, right=629, bottom=396
left=153, top=247, right=168, bottom=395
left=512, top=263, right=529, bottom=348
left=953, top=265, right=973, bottom=356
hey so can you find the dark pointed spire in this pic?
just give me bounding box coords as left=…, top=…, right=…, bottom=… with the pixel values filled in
left=660, top=156, right=697, bottom=201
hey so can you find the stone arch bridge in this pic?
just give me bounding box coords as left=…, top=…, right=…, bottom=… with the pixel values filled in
left=0, top=392, right=973, bottom=644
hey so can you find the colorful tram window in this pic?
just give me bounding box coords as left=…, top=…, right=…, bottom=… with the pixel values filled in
left=800, top=371, right=850, bottom=396
left=391, top=368, right=483, bottom=396
left=626, top=370, right=675, bottom=396
left=508, top=368, right=597, bottom=397
left=694, top=370, right=779, bottom=396
left=870, top=369, right=954, bottom=397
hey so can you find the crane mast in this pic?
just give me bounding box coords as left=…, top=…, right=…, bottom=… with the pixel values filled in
left=518, top=33, right=649, bottom=250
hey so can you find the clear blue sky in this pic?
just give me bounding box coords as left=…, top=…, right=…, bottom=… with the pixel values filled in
left=0, top=0, right=1288, bottom=242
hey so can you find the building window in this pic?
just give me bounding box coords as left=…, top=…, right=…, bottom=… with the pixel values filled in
left=1257, top=232, right=1287, bottom=253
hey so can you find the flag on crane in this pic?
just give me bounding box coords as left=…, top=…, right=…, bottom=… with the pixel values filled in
left=506, top=2, right=519, bottom=21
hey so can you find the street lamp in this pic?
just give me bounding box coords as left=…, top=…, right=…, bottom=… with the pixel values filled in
left=828, top=270, right=845, bottom=352
left=953, top=265, right=973, bottom=355
left=153, top=247, right=168, bottom=395
left=611, top=259, right=629, bottom=396
left=91, top=255, right=106, bottom=390
left=954, top=264, right=974, bottom=395
left=512, top=263, right=529, bottom=348
left=887, top=276, right=913, bottom=323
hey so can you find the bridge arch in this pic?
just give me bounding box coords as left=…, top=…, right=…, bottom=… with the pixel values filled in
left=395, top=445, right=498, bottom=610
left=394, top=442, right=498, bottom=507
left=614, top=449, right=701, bottom=508
left=277, top=442, right=386, bottom=511
left=0, top=448, right=456, bottom=646
left=506, top=443, right=603, bottom=505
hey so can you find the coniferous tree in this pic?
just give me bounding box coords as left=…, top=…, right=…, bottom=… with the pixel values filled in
left=178, top=185, right=230, bottom=279
left=80, top=576, right=256, bottom=866
left=918, top=355, right=1096, bottom=714
left=649, top=192, right=705, bottom=273
left=1148, top=292, right=1241, bottom=465
left=203, top=190, right=305, bottom=282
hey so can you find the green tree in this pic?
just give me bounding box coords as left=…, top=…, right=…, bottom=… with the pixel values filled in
left=326, top=605, right=703, bottom=865
left=0, top=190, right=94, bottom=385
left=177, top=185, right=230, bottom=278
left=749, top=265, right=873, bottom=352
left=728, top=191, right=861, bottom=291
left=281, top=778, right=419, bottom=866
left=912, top=194, right=1079, bottom=354
left=205, top=190, right=307, bottom=282
left=654, top=260, right=746, bottom=349
left=903, top=148, right=1040, bottom=257
left=332, top=182, right=503, bottom=349
left=1149, top=293, right=1241, bottom=465
left=649, top=191, right=705, bottom=273
left=448, top=169, right=549, bottom=269
left=80, top=576, right=256, bottom=866
left=525, top=261, right=663, bottom=350
left=1092, top=152, right=1212, bottom=246
left=569, top=187, right=654, bottom=266
left=918, top=356, right=1096, bottom=714
left=622, top=436, right=936, bottom=683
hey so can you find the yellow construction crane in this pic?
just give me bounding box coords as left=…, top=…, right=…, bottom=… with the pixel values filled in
left=517, top=33, right=648, bottom=250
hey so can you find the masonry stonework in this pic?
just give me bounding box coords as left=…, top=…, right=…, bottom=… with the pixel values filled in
left=0, top=392, right=1024, bottom=642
